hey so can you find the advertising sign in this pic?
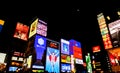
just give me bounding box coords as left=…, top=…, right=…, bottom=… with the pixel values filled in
left=13, top=22, right=29, bottom=41
left=34, top=35, right=46, bottom=69
left=92, top=46, right=101, bottom=53
left=73, top=46, right=82, bottom=59
left=61, top=63, right=71, bottom=72
left=29, top=18, right=38, bottom=38
left=108, top=19, right=120, bottom=48
left=61, top=54, right=71, bottom=63
left=45, top=47, right=60, bottom=73
left=37, top=19, right=47, bottom=37
left=0, top=53, right=6, bottom=63
left=97, top=13, right=112, bottom=49
left=61, top=39, right=70, bottom=55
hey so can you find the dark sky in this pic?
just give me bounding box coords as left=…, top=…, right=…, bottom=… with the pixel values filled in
left=0, top=1, right=120, bottom=53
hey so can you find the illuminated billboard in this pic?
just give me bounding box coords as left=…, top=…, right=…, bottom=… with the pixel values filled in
left=45, top=47, right=60, bottom=73
left=69, top=39, right=81, bottom=55
left=0, top=53, right=6, bottom=63
left=0, top=19, right=5, bottom=32
left=27, top=55, right=32, bottom=68
left=108, top=19, right=120, bottom=48
left=61, top=63, right=71, bottom=72
left=61, top=54, right=71, bottom=63
left=34, top=35, right=46, bottom=69
left=61, top=39, right=70, bottom=55
left=29, top=18, right=38, bottom=38
left=107, top=47, right=120, bottom=66
left=92, top=46, right=101, bottom=53
left=9, top=66, right=18, bottom=72
left=73, top=46, right=82, bottom=59
left=13, top=22, right=29, bottom=41
left=97, top=13, right=112, bottom=49
left=36, top=19, right=47, bottom=37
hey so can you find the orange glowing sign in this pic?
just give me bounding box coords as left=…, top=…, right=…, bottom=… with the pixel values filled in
left=92, top=46, right=100, bottom=53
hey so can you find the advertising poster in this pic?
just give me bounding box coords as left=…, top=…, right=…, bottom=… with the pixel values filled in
left=37, top=19, right=47, bottom=37
left=61, top=39, right=70, bottom=55
left=29, top=18, right=38, bottom=38
left=13, top=22, right=29, bottom=41
left=69, top=39, right=81, bottom=55
left=61, top=54, right=71, bottom=63
left=61, top=63, right=71, bottom=72
left=45, top=47, right=60, bottom=73
left=33, top=35, right=46, bottom=69
left=73, top=46, right=82, bottom=59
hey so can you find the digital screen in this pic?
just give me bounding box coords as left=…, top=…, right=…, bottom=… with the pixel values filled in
left=0, top=53, right=6, bottom=63
left=29, top=18, right=38, bottom=38
left=73, top=46, right=82, bottom=59
left=45, top=47, right=60, bottom=73
left=61, top=39, right=70, bottom=55
left=13, top=22, right=29, bottom=41
left=37, top=19, right=47, bottom=37
left=108, top=19, right=120, bottom=48
left=61, top=54, right=71, bottom=63
left=61, top=63, right=71, bottom=72
left=9, top=67, right=18, bottom=72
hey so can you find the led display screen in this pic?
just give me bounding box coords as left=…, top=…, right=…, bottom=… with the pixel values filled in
left=61, top=63, right=71, bottom=72
left=61, top=54, right=71, bottom=63
left=61, top=39, right=70, bottom=55
left=29, top=18, right=38, bottom=38
left=0, top=53, right=6, bottom=63
left=13, top=22, right=29, bottom=41
left=37, top=19, right=47, bottom=37
left=0, top=25, right=3, bottom=32
left=45, top=47, right=60, bottom=73
left=108, top=19, right=120, bottom=48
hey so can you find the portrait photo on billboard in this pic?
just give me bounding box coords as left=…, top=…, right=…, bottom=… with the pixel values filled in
left=13, top=22, right=29, bottom=41
left=108, top=19, right=120, bottom=48
left=45, top=47, right=60, bottom=73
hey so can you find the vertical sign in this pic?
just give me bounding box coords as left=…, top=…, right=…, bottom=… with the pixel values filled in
left=97, top=13, right=112, bottom=49
left=45, top=39, right=60, bottom=73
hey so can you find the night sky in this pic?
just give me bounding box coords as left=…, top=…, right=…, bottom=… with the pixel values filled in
left=0, top=1, right=120, bottom=54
